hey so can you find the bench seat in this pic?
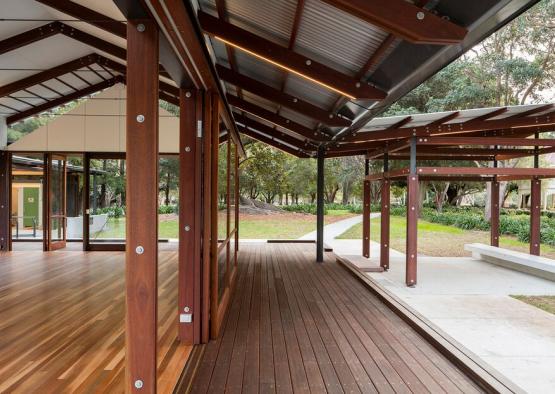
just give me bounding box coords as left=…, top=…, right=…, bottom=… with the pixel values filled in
left=465, top=243, right=555, bottom=281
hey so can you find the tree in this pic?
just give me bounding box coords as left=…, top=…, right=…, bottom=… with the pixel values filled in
left=159, top=157, right=179, bottom=206
left=239, top=139, right=288, bottom=203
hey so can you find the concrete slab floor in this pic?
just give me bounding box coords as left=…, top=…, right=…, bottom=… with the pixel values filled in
left=364, top=255, right=555, bottom=393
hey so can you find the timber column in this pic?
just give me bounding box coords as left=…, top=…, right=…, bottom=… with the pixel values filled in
left=380, top=151, right=390, bottom=269
left=362, top=158, right=370, bottom=258
left=406, top=136, right=418, bottom=286
left=178, top=89, right=202, bottom=344
left=530, top=134, right=541, bottom=255
left=0, top=150, right=10, bottom=251
left=491, top=156, right=500, bottom=247
left=316, top=145, right=325, bottom=262
left=125, top=18, right=159, bottom=393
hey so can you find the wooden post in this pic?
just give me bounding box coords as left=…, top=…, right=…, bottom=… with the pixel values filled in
left=406, top=136, right=418, bottom=287
left=210, top=93, right=219, bottom=339
left=0, top=151, right=10, bottom=251
left=490, top=180, right=500, bottom=247
left=380, top=178, right=390, bottom=270
left=42, top=153, right=48, bottom=252
left=178, top=89, right=202, bottom=344
left=530, top=133, right=540, bottom=256
left=201, top=91, right=212, bottom=344
left=83, top=153, right=90, bottom=251
left=316, top=145, right=325, bottom=262
left=125, top=18, right=159, bottom=393
left=530, top=178, right=541, bottom=255
left=362, top=158, right=370, bottom=258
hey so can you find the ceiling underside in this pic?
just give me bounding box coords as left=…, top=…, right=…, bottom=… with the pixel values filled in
left=0, top=0, right=181, bottom=127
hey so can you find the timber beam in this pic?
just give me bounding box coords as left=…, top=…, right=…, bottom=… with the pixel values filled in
left=320, top=0, right=467, bottom=45
left=240, top=126, right=312, bottom=158
left=416, top=137, right=555, bottom=147
left=234, top=113, right=317, bottom=150
left=6, top=76, right=123, bottom=124
left=216, top=65, right=350, bottom=127
left=198, top=11, right=386, bottom=100
left=349, top=113, right=555, bottom=142
left=36, top=0, right=126, bottom=38
left=227, top=94, right=329, bottom=141
left=0, top=55, right=99, bottom=98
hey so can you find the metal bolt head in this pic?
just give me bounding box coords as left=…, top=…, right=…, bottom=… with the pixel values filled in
left=355, top=82, right=361, bottom=88
left=185, top=91, right=192, bottom=98
left=136, top=114, right=145, bottom=123
left=135, top=246, right=144, bottom=255
left=292, top=98, right=298, bottom=103
left=416, top=11, right=425, bottom=20
left=328, top=114, right=334, bottom=119
left=137, top=23, right=146, bottom=32
left=185, top=146, right=191, bottom=152
left=134, top=379, right=144, bottom=389
left=184, top=225, right=191, bottom=232
left=305, top=59, right=312, bottom=66
left=184, top=306, right=190, bottom=312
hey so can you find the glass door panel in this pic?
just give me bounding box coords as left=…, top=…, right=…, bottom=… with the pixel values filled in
left=47, top=154, right=66, bottom=250
left=85, top=155, right=126, bottom=251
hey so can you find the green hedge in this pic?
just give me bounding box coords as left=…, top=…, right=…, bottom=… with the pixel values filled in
left=384, top=206, right=555, bottom=246
left=282, top=204, right=326, bottom=215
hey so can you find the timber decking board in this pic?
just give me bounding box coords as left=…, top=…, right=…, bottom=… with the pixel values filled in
left=191, top=243, right=485, bottom=393
left=0, top=250, right=191, bottom=393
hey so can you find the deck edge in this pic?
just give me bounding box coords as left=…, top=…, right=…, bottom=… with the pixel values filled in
left=336, top=256, right=526, bottom=394
left=172, top=344, right=206, bottom=394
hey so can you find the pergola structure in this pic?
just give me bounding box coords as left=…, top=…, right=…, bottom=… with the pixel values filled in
left=355, top=105, right=555, bottom=286
left=0, top=0, right=550, bottom=392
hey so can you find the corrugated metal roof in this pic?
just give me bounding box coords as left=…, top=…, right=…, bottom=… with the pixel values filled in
left=200, top=0, right=297, bottom=44
left=358, top=103, right=554, bottom=136
left=294, top=0, right=389, bottom=75
left=284, top=74, right=338, bottom=110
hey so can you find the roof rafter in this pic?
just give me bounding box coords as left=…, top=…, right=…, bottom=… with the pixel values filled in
left=320, top=0, right=467, bottom=44
left=0, top=55, right=98, bottom=97
left=233, top=113, right=317, bottom=150
left=6, top=76, right=123, bottom=124
left=0, top=22, right=60, bottom=56
left=227, top=94, right=329, bottom=142
left=239, top=125, right=311, bottom=158
left=36, top=0, right=126, bottom=38
left=198, top=11, right=386, bottom=100
left=217, top=65, right=349, bottom=127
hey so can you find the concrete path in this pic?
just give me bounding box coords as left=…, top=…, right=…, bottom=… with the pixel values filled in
left=362, top=255, right=555, bottom=394
left=298, top=213, right=380, bottom=241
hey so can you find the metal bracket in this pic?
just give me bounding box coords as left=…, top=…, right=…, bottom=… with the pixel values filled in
left=197, top=120, right=203, bottom=138
left=180, top=313, right=193, bottom=323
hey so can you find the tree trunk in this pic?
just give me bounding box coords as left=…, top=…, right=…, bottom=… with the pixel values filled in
left=341, top=181, right=351, bottom=204
left=164, top=172, right=171, bottom=205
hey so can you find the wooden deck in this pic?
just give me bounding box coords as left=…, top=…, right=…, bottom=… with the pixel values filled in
left=190, top=243, right=485, bottom=394
left=0, top=249, right=190, bottom=393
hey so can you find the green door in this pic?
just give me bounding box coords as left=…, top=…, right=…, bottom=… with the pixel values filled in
left=23, top=188, right=39, bottom=227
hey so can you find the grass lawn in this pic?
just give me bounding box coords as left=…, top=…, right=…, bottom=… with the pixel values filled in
left=337, top=216, right=555, bottom=259
left=511, top=295, right=555, bottom=316
left=93, top=211, right=356, bottom=240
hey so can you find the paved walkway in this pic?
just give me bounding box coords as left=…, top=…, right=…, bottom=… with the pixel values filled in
left=360, top=254, right=555, bottom=394
left=298, top=213, right=377, bottom=241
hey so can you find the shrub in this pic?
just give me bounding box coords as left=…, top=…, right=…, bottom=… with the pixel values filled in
left=158, top=205, right=178, bottom=214
left=95, top=206, right=125, bottom=218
